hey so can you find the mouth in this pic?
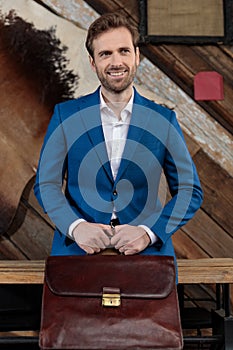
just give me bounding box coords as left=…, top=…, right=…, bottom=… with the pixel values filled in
left=107, top=69, right=127, bottom=77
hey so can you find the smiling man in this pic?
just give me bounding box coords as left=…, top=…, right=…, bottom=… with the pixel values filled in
left=89, top=26, right=139, bottom=97
left=34, top=12, right=203, bottom=261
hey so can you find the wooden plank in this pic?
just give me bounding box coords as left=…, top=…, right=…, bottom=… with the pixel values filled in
left=24, top=183, right=55, bottom=229
left=0, top=235, right=27, bottom=260
left=192, top=45, right=233, bottom=84
left=173, top=228, right=210, bottom=259
left=182, top=210, right=233, bottom=258
left=221, top=46, right=233, bottom=60
left=84, top=0, right=119, bottom=15
left=0, top=260, right=45, bottom=284
left=0, top=331, right=39, bottom=337
left=164, top=44, right=233, bottom=86
left=179, top=130, right=201, bottom=158
left=193, top=150, right=233, bottom=236
left=183, top=283, right=216, bottom=310
left=6, top=200, right=53, bottom=260
left=0, top=258, right=233, bottom=284
left=178, top=266, right=233, bottom=284
left=179, top=258, right=233, bottom=267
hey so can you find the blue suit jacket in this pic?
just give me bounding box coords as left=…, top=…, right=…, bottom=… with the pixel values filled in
left=34, top=87, right=203, bottom=260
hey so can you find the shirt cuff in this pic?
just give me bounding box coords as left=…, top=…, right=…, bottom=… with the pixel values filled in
left=139, top=225, right=158, bottom=245
left=68, top=218, right=86, bottom=239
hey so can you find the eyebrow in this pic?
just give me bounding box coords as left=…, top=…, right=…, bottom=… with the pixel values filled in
left=98, top=47, right=132, bottom=56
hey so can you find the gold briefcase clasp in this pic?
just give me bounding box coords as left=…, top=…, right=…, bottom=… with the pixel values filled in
left=102, top=287, right=121, bottom=307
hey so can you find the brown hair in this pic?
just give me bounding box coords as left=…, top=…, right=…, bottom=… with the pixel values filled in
left=85, top=12, right=140, bottom=58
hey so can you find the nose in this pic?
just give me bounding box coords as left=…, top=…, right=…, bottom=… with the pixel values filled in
left=110, top=52, right=123, bottom=67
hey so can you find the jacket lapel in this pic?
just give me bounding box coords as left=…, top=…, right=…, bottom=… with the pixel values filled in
left=115, top=89, right=151, bottom=182
left=78, top=88, right=113, bottom=183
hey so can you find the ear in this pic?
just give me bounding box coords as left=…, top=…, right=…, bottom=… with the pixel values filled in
left=89, top=55, right=96, bottom=72
left=135, top=47, right=140, bottom=67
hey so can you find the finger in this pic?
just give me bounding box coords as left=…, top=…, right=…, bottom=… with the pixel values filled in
left=124, top=249, right=139, bottom=255
left=93, top=247, right=101, bottom=253
left=79, top=244, right=95, bottom=255
left=86, top=234, right=108, bottom=249
left=99, top=224, right=115, bottom=238
left=104, top=227, right=115, bottom=237
left=96, top=224, right=113, bottom=241
left=118, top=245, right=138, bottom=255
left=98, top=231, right=111, bottom=247
left=110, top=232, right=124, bottom=246
left=99, top=224, right=112, bottom=229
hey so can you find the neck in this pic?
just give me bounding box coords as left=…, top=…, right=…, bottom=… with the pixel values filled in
left=101, top=86, right=133, bottom=117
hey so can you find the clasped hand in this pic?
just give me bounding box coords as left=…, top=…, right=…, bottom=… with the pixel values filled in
left=73, top=222, right=150, bottom=255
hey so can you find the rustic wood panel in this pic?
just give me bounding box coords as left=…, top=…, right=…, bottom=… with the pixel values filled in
left=0, top=235, right=26, bottom=260
left=6, top=199, right=53, bottom=260
left=182, top=283, right=218, bottom=313
left=192, top=45, right=233, bottom=84
left=182, top=210, right=233, bottom=258
left=193, top=150, right=233, bottom=236
left=173, top=229, right=210, bottom=260
left=4, top=178, right=53, bottom=259
left=182, top=132, right=200, bottom=158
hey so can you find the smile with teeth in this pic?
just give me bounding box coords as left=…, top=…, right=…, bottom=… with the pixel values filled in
left=108, top=70, right=127, bottom=77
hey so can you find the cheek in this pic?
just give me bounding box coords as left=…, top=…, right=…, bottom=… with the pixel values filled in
left=93, top=60, right=106, bottom=73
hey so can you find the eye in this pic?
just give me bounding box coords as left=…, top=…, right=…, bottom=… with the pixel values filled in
left=121, top=48, right=130, bottom=54
left=99, top=51, right=111, bottom=58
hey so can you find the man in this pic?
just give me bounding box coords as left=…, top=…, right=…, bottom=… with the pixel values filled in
left=34, top=12, right=203, bottom=260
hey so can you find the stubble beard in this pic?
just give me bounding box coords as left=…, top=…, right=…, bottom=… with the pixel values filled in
left=96, top=65, right=137, bottom=94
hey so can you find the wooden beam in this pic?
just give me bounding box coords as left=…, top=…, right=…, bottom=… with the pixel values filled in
left=0, top=259, right=233, bottom=284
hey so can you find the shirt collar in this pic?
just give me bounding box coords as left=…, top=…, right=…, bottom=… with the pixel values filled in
left=100, top=88, right=134, bottom=122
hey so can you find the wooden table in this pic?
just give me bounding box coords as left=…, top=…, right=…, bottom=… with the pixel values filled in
left=0, top=258, right=232, bottom=349
left=0, top=258, right=233, bottom=284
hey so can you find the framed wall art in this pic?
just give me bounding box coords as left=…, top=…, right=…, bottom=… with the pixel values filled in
left=139, top=0, right=233, bottom=44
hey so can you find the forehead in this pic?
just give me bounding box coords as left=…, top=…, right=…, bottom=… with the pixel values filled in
left=92, top=27, right=134, bottom=52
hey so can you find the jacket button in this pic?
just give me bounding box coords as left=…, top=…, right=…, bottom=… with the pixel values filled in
left=113, top=190, right=117, bottom=196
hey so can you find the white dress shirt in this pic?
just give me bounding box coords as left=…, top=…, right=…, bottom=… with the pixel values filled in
left=68, top=89, right=157, bottom=244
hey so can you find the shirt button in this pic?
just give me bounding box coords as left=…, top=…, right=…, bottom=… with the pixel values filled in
left=113, top=190, right=117, bottom=196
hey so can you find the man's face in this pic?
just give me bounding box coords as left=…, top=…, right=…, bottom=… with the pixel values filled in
left=90, top=27, right=140, bottom=94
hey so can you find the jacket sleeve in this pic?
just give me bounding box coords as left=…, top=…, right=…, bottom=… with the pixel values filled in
left=34, top=104, right=83, bottom=236
left=151, top=110, right=203, bottom=245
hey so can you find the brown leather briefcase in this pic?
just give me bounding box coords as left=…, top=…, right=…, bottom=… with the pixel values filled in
left=40, top=255, right=183, bottom=350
